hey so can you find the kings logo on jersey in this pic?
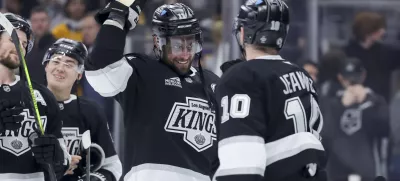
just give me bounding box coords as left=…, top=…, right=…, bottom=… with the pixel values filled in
left=0, top=109, right=47, bottom=156
left=165, top=97, right=217, bottom=152
left=62, top=127, right=82, bottom=155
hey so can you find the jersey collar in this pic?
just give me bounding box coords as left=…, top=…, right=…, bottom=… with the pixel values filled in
left=63, top=94, right=77, bottom=104
left=1, top=75, right=21, bottom=87
left=255, top=55, right=284, bottom=60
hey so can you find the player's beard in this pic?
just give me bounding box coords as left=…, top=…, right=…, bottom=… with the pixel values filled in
left=0, top=53, right=20, bottom=70
left=172, top=57, right=193, bottom=74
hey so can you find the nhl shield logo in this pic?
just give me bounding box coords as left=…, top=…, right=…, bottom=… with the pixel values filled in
left=0, top=109, right=47, bottom=156
left=165, top=97, right=217, bottom=152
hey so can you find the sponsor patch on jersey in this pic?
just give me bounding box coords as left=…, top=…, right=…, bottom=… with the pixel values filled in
left=165, top=77, right=182, bottom=88
left=0, top=109, right=47, bottom=156
left=165, top=97, right=217, bottom=152
left=62, top=127, right=83, bottom=155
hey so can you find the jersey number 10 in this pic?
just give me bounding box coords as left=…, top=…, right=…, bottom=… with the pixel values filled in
left=221, top=94, right=323, bottom=139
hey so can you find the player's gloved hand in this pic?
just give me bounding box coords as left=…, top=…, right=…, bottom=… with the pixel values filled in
left=28, top=133, right=65, bottom=165
left=0, top=99, right=24, bottom=132
left=78, top=172, right=107, bottom=181
left=95, top=0, right=147, bottom=31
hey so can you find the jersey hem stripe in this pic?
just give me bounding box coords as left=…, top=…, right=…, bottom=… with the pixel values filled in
left=0, top=172, right=44, bottom=181
left=123, top=163, right=211, bottom=181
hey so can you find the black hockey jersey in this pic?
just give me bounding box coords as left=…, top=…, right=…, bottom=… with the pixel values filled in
left=0, top=76, right=69, bottom=181
left=85, top=25, right=219, bottom=181
left=59, top=95, right=122, bottom=181
left=214, top=55, right=326, bottom=181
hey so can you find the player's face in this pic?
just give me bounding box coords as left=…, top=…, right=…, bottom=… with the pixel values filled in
left=165, top=35, right=199, bottom=74
left=45, top=54, right=81, bottom=89
left=303, top=64, right=318, bottom=82
left=0, top=30, right=27, bottom=69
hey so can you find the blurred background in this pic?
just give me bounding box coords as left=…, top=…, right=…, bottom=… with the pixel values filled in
left=6, top=0, right=400, bottom=180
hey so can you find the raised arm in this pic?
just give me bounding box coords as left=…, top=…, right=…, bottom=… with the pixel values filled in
left=84, top=0, right=145, bottom=97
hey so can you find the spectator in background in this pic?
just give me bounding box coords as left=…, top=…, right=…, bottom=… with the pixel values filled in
left=27, top=6, right=56, bottom=85
left=344, top=12, right=400, bottom=102
left=51, top=0, right=86, bottom=41
left=301, top=60, right=319, bottom=83
left=319, top=49, right=347, bottom=98
left=80, top=12, right=99, bottom=52
left=390, top=92, right=400, bottom=180
left=322, top=57, right=389, bottom=181
left=2, top=0, right=22, bottom=15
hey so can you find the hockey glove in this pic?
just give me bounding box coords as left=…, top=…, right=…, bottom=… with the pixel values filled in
left=0, top=99, right=24, bottom=132
left=28, top=132, right=66, bottom=178
left=95, top=0, right=146, bottom=31
left=78, top=172, right=107, bottom=181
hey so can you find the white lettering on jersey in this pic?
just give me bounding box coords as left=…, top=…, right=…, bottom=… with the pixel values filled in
left=0, top=109, right=48, bottom=156
left=165, top=77, right=182, bottom=88
left=279, top=71, right=316, bottom=95
left=165, top=97, right=217, bottom=152
left=62, top=127, right=83, bottom=155
left=34, top=90, right=47, bottom=106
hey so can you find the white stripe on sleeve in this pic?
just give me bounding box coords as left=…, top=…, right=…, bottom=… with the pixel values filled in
left=85, top=58, right=133, bottom=97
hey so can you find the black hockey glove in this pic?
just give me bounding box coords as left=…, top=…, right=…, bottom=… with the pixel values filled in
left=28, top=133, right=66, bottom=178
left=78, top=172, right=107, bottom=181
left=95, top=0, right=147, bottom=31
left=0, top=99, right=24, bottom=132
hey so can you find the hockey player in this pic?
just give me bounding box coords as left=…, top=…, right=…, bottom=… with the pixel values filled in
left=0, top=13, right=69, bottom=180
left=84, top=1, right=219, bottom=181
left=42, top=38, right=122, bottom=181
left=214, top=0, right=326, bottom=181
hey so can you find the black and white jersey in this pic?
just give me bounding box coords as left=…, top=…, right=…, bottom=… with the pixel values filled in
left=214, top=55, right=326, bottom=181
left=0, top=76, right=69, bottom=181
left=85, top=25, right=219, bottom=181
left=58, top=95, right=122, bottom=181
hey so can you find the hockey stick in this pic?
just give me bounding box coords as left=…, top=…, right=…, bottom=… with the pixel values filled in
left=0, top=13, right=56, bottom=181
left=82, top=130, right=91, bottom=181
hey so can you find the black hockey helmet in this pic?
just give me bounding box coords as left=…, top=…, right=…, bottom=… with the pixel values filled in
left=0, top=13, right=34, bottom=53
left=43, top=38, right=88, bottom=73
left=151, top=3, right=202, bottom=67
left=234, top=0, right=290, bottom=57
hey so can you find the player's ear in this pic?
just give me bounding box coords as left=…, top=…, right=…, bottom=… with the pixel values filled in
left=153, top=35, right=159, bottom=49
left=77, top=74, right=82, bottom=81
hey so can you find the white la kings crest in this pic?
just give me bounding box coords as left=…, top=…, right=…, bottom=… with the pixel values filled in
left=0, top=109, right=47, bottom=156
left=62, top=127, right=82, bottom=155
left=165, top=97, right=217, bottom=152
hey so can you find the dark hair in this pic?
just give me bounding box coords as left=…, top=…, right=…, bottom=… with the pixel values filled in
left=30, top=6, right=49, bottom=17
left=352, top=12, right=386, bottom=41
left=301, top=60, right=318, bottom=68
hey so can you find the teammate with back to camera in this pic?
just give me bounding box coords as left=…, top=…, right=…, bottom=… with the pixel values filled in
left=84, top=0, right=219, bottom=181
left=214, top=0, right=327, bottom=181
left=0, top=13, right=69, bottom=181
left=42, top=38, right=122, bottom=181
